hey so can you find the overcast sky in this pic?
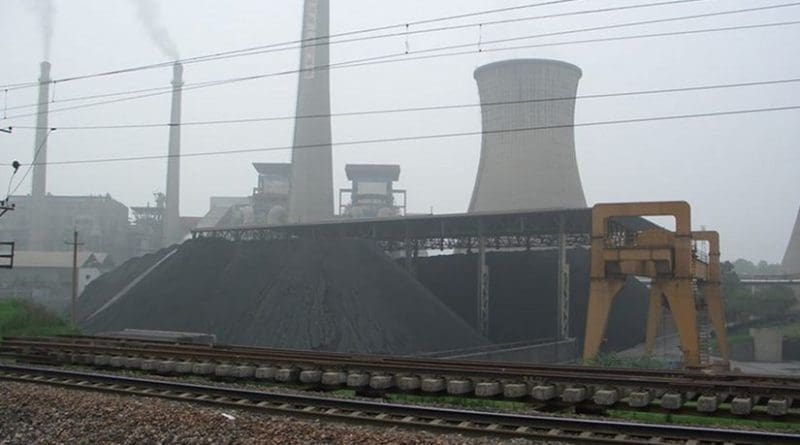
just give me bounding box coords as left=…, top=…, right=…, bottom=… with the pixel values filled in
left=0, top=0, right=798, bottom=262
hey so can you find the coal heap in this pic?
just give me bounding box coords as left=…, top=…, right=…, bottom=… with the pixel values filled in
left=413, top=248, right=651, bottom=352
left=79, top=238, right=488, bottom=355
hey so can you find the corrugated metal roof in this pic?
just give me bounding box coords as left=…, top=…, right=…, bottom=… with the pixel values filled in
left=12, top=251, right=100, bottom=269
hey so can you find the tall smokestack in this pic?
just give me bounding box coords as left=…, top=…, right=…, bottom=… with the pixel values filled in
left=468, top=59, right=587, bottom=213
left=29, top=61, right=51, bottom=251
left=163, top=62, right=183, bottom=246
left=783, top=206, right=800, bottom=274
left=32, top=61, right=51, bottom=200
left=287, top=0, right=334, bottom=223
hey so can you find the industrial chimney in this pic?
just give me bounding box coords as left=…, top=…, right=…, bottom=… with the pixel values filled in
left=468, top=59, right=587, bottom=213
left=163, top=62, right=183, bottom=246
left=782, top=206, right=800, bottom=274
left=29, top=61, right=52, bottom=250
left=287, top=0, right=334, bottom=223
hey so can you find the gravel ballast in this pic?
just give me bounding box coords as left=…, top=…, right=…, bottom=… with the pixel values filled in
left=0, top=382, right=547, bottom=444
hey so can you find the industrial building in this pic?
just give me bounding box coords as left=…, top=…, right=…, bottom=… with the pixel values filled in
left=0, top=194, right=131, bottom=261
left=469, top=59, right=587, bottom=213
left=339, top=164, right=406, bottom=218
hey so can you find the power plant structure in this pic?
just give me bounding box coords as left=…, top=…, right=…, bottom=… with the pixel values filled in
left=469, top=59, right=587, bottom=213
left=287, top=0, right=334, bottom=224
left=339, top=164, right=407, bottom=219
left=783, top=206, right=800, bottom=274
left=30, top=61, right=52, bottom=251
left=163, top=62, right=184, bottom=247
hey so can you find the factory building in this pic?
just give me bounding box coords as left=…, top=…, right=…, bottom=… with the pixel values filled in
left=0, top=194, right=130, bottom=261
left=469, top=59, right=587, bottom=213
left=339, top=164, right=406, bottom=218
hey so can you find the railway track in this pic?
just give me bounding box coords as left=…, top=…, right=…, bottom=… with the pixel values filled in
left=1, top=363, right=797, bottom=445
left=2, top=335, right=799, bottom=419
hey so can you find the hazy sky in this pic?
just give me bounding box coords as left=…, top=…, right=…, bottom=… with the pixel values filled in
left=0, top=0, right=798, bottom=262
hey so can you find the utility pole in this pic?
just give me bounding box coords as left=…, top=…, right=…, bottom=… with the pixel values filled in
left=65, top=230, right=84, bottom=326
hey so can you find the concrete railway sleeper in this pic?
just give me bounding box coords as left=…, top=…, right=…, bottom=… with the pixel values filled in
left=2, top=336, right=799, bottom=419
left=1, top=363, right=798, bottom=445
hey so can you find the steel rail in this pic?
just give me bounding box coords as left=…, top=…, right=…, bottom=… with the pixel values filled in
left=3, top=337, right=798, bottom=396
left=1, top=363, right=797, bottom=445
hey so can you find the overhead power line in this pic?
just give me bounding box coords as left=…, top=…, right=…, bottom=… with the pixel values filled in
left=2, top=0, right=713, bottom=113
left=0, top=0, right=584, bottom=91
left=6, top=77, right=800, bottom=131
left=7, top=104, right=799, bottom=168
left=5, top=14, right=800, bottom=122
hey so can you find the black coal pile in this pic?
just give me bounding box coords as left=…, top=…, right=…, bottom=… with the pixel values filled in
left=79, top=238, right=488, bottom=355
left=76, top=247, right=175, bottom=322
left=412, top=248, right=650, bottom=352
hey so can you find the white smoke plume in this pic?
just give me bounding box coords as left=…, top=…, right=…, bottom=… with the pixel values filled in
left=131, top=0, right=180, bottom=60
left=27, top=0, right=55, bottom=60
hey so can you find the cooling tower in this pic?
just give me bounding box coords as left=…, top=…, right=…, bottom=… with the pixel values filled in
left=163, top=62, right=183, bottom=246
left=783, top=206, right=800, bottom=274
left=287, top=0, right=334, bottom=223
left=468, top=59, right=587, bottom=213
left=29, top=61, right=51, bottom=250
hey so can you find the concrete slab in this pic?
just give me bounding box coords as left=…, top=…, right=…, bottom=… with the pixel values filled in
left=562, top=387, right=587, bottom=404
left=299, top=370, right=323, bottom=384
left=192, top=362, right=215, bottom=375
left=175, top=361, right=194, bottom=374
left=93, top=355, right=111, bottom=366
left=255, top=366, right=277, bottom=380
left=475, top=382, right=502, bottom=398
left=109, top=356, right=125, bottom=368
left=123, top=357, right=142, bottom=369
left=446, top=379, right=474, bottom=395
left=275, top=368, right=299, bottom=383
left=398, top=376, right=421, bottom=391
left=767, top=398, right=793, bottom=416
left=321, top=371, right=347, bottom=386
left=156, top=360, right=176, bottom=374
left=593, top=389, right=619, bottom=406
left=347, top=372, right=370, bottom=387
left=661, top=393, right=684, bottom=410
left=627, top=391, right=652, bottom=408
left=421, top=378, right=445, bottom=393
left=503, top=383, right=528, bottom=399
left=234, top=365, right=255, bottom=378
left=370, top=375, right=395, bottom=390
left=731, top=397, right=754, bottom=416
left=140, top=359, right=158, bottom=371
left=696, top=395, right=719, bottom=413
left=79, top=353, right=94, bottom=365
left=532, top=385, right=557, bottom=401
left=214, top=364, right=234, bottom=377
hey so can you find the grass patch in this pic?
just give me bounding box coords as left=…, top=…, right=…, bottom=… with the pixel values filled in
left=584, top=353, right=668, bottom=369
left=388, top=393, right=529, bottom=412
left=0, top=299, right=79, bottom=340
left=610, top=410, right=800, bottom=433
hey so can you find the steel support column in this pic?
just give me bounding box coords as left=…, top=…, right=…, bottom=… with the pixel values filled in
left=557, top=216, right=570, bottom=341
left=477, top=232, right=490, bottom=337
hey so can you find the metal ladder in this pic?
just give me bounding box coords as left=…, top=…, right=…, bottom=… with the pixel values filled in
left=694, top=281, right=711, bottom=365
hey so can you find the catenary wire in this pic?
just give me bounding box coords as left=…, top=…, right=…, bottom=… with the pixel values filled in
left=5, top=77, right=800, bottom=131
left=7, top=129, right=54, bottom=197
left=5, top=105, right=799, bottom=168
left=0, top=0, right=713, bottom=112
left=5, top=16, right=800, bottom=122
left=0, top=0, right=584, bottom=91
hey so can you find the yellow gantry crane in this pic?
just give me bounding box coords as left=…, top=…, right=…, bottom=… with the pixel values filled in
left=582, top=201, right=729, bottom=368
